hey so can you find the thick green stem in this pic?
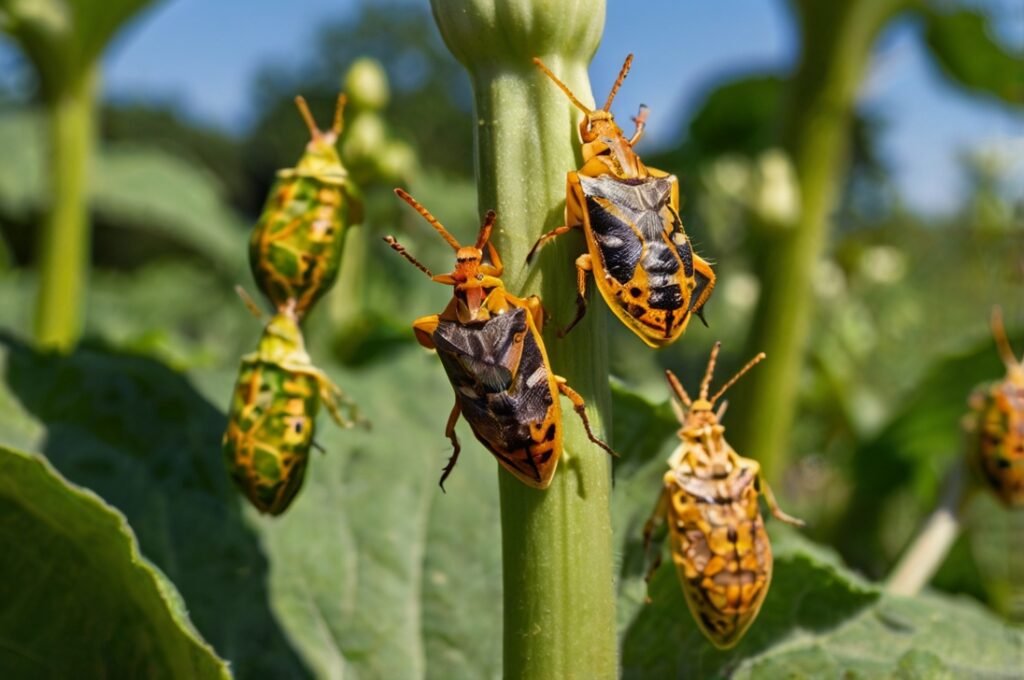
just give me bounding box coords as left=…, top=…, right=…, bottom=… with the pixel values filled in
left=431, top=3, right=614, bottom=677
left=730, top=0, right=904, bottom=482
left=34, top=64, right=98, bottom=350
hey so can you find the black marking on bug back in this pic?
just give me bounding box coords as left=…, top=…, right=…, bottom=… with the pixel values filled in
left=434, top=308, right=554, bottom=466
left=580, top=175, right=684, bottom=312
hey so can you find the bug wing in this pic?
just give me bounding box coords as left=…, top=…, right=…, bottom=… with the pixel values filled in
left=434, top=309, right=559, bottom=487
left=668, top=466, right=773, bottom=649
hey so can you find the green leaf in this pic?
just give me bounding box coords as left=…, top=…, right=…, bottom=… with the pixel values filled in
left=0, top=332, right=504, bottom=678
left=0, top=444, right=227, bottom=678
left=836, top=327, right=1024, bottom=576
left=920, top=7, right=1024, bottom=106
left=0, top=109, right=247, bottom=273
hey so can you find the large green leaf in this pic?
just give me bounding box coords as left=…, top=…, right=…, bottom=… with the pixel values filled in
left=0, top=444, right=227, bottom=678
left=0, top=332, right=503, bottom=679
left=920, top=7, right=1024, bottom=107
left=0, top=109, right=247, bottom=272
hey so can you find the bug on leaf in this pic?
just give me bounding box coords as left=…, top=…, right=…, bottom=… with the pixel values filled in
left=249, top=94, right=363, bottom=320
left=384, top=188, right=615, bottom=490
left=526, top=55, right=715, bottom=348
left=966, top=307, right=1024, bottom=507
left=642, top=342, right=803, bottom=648
left=223, top=291, right=362, bottom=515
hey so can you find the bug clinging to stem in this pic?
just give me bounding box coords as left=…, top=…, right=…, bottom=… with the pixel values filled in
left=643, top=342, right=802, bottom=648
left=385, top=188, right=615, bottom=490
left=526, top=54, right=716, bottom=347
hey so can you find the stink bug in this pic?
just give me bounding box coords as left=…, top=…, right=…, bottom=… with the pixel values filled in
left=385, top=188, right=615, bottom=490
left=966, top=307, right=1024, bottom=507
left=526, top=55, right=716, bottom=348
left=642, top=342, right=803, bottom=648
left=249, top=94, right=363, bottom=320
left=222, top=291, right=361, bottom=515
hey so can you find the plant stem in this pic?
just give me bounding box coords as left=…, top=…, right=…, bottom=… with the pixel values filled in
left=34, top=64, right=98, bottom=350
left=730, top=0, right=905, bottom=482
left=887, top=459, right=971, bottom=596
left=431, top=3, right=615, bottom=677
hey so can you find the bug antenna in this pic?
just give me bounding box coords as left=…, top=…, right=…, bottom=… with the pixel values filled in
left=603, top=53, right=633, bottom=111
left=330, top=93, right=347, bottom=137
left=991, top=306, right=1021, bottom=370
left=532, top=57, right=594, bottom=115
left=293, top=96, right=321, bottom=140
left=383, top=236, right=433, bottom=278
left=710, top=352, right=766, bottom=405
left=699, top=342, right=721, bottom=401
left=665, top=369, right=693, bottom=408
left=234, top=285, right=265, bottom=320
left=394, top=188, right=462, bottom=250
left=475, top=210, right=497, bottom=250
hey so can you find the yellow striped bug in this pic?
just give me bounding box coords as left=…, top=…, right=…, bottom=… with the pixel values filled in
left=249, top=94, right=363, bottom=320
left=643, top=342, right=803, bottom=648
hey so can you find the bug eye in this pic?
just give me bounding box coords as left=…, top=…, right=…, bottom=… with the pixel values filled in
left=294, top=421, right=303, bottom=433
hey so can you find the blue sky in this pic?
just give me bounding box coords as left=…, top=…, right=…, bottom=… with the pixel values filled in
left=8, top=0, right=1023, bottom=215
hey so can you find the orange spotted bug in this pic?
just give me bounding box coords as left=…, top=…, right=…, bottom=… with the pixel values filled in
left=643, top=342, right=803, bottom=648
left=966, top=307, right=1024, bottom=507
left=384, top=188, right=615, bottom=490
left=526, top=55, right=715, bottom=348
left=249, top=94, right=363, bottom=320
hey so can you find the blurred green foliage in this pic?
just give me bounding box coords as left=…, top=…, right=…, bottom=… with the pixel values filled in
left=0, top=0, right=1023, bottom=676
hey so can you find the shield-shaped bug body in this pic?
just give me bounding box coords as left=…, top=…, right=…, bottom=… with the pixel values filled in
left=223, top=308, right=359, bottom=515
left=385, top=188, right=615, bottom=489
left=527, top=56, right=715, bottom=348
left=966, top=307, right=1024, bottom=507
left=643, top=343, right=803, bottom=648
left=249, top=94, right=363, bottom=320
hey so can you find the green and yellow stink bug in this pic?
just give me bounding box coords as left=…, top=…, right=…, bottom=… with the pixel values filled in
left=223, top=291, right=361, bottom=515
left=385, top=188, right=615, bottom=490
left=643, top=343, right=802, bottom=648
left=966, top=307, right=1024, bottom=507
left=526, top=55, right=715, bottom=348
left=249, top=94, right=363, bottom=320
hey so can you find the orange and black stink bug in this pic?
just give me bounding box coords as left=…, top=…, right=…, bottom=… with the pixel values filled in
left=966, top=307, right=1024, bottom=507
left=526, top=55, right=715, bottom=348
left=385, top=188, right=615, bottom=490
left=643, top=343, right=802, bottom=648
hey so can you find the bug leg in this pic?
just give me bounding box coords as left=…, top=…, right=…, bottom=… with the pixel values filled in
left=319, top=377, right=367, bottom=429
left=761, top=479, right=805, bottom=527
left=628, top=104, right=649, bottom=146
left=438, top=398, right=463, bottom=492
left=555, top=377, right=617, bottom=457
left=558, top=254, right=592, bottom=338
left=642, top=486, right=670, bottom=603
left=526, top=225, right=573, bottom=265
left=523, top=295, right=547, bottom=332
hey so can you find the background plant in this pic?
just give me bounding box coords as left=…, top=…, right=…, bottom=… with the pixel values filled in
left=0, top=0, right=1022, bottom=677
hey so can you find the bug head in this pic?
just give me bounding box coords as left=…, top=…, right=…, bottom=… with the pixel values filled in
left=665, top=343, right=766, bottom=429
left=533, top=54, right=635, bottom=153
left=257, top=313, right=308, bottom=364
left=293, top=94, right=348, bottom=178
left=392, top=188, right=499, bottom=285
left=991, top=306, right=1024, bottom=385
